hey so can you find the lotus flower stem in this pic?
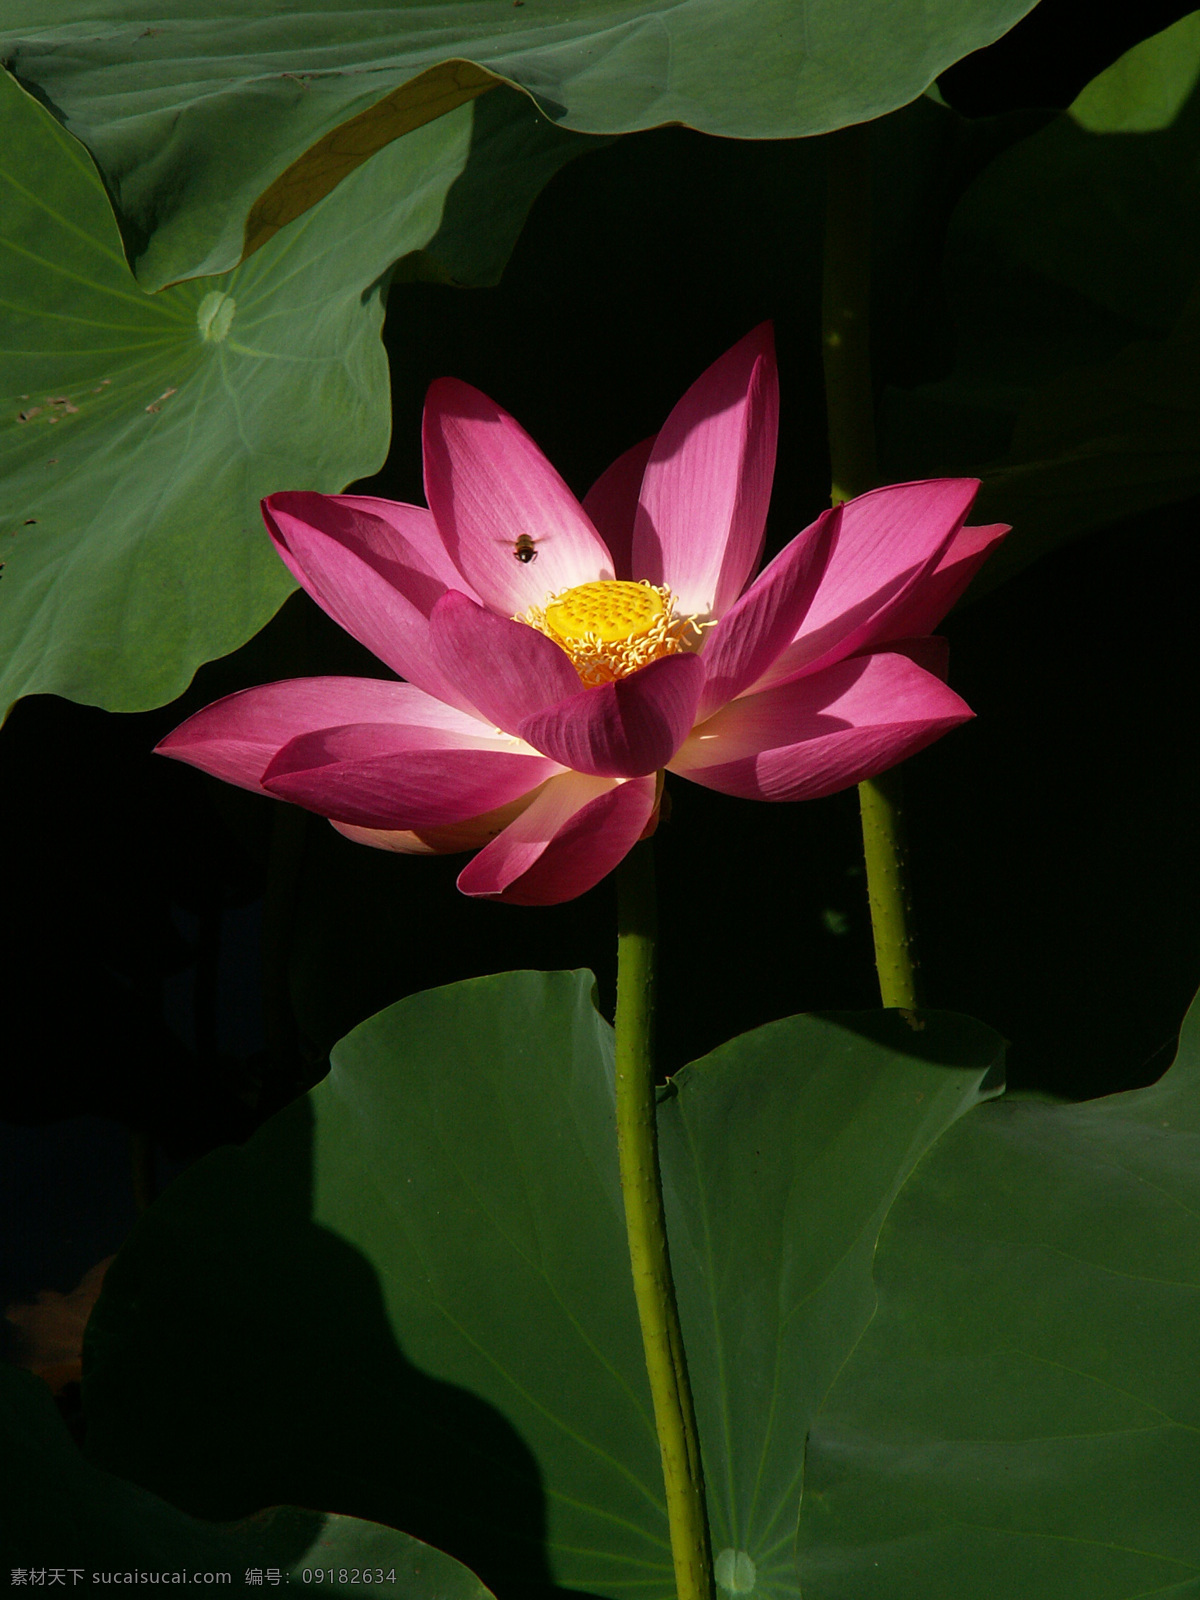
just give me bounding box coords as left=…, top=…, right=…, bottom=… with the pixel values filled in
left=823, top=122, right=922, bottom=1011
left=858, top=766, right=920, bottom=1009
left=614, top=840, right=714, bottom=1600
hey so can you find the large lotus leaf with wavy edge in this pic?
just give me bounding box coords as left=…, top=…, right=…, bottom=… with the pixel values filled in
left=797, top=985, right=1200, bottom=1598
left=0, top=73, right=592, bottom=721
left=82, top=969, right=1003, bottom=1599
left=1, top=1363, right=495, bottom=1596
left=2, top=0, right=1040, bottom=289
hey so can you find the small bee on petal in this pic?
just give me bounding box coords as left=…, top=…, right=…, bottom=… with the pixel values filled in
left=511, top=533, right=540, bottom=564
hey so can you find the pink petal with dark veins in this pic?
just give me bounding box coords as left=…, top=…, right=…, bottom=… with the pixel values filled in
left=262, top=492, right=473, bottom=708
left=582, top=436, right=655, bottom=581
left=519, top=653, right=705, bottom=778
left=429, top=591, right=582, bottom=733
left=672, top=649, right=972, bottom=802
left=155, top=677, right=492, bottom=794
left=457, top=771, right=658, bottom=904
left=423, top=377, right=612, bottom=614
left=633, top=324, right=778, bottom=618
left=262, top=721, right=558, bottom=830
left=749, top=479, right=981, bottom=691
left=695, top=505, right=839, bottom=720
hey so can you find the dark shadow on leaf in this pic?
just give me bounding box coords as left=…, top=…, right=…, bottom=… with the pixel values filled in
left=82, top=1096, right=574, bottom=1598
left=815, top=1008, right=1007, bottom=1094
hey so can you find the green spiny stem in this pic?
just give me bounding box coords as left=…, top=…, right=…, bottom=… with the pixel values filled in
left=858, top=766, right=920, bottom=1011
left=822, top=122, right=921, bottom=1010
left=614, top=841, right=713, bottom=1600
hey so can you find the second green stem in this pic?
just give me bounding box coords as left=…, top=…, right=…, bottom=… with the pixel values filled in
left=858, top=766, right=919, bottom=1010
left=822, top=123, right=921, bottom=1012
left=821, top=124, right=877, bottom=506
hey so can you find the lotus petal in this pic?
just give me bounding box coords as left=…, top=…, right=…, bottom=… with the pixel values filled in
left=457, top=771, right=658, bottom=905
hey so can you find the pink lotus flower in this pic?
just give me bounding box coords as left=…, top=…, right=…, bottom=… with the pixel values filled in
left=158, top=328, right=1004, bottom=905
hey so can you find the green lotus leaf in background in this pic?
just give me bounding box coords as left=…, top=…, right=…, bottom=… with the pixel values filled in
left=0, top=72, right=592, bottom=721
left=963, top=21, right=1200, bottom=336
left=968, top=283, right=1200, bottom=591
left=883, top=12, right=1200, bottom=592
left=797, top=987, right=1200, bottom=1598
left=1, top=1364, right=495, bottom=1597
left=657, top=1003, right=1003, bottom=1595
left=82, top=970, right=1002, bottom=1599
left=1, top=0, right=1041, bottom=289
left=1070, top=9, right=1200, bottom=134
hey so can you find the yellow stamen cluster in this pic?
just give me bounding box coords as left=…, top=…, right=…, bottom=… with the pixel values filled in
left=520, top=579, right=702, bottom=687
